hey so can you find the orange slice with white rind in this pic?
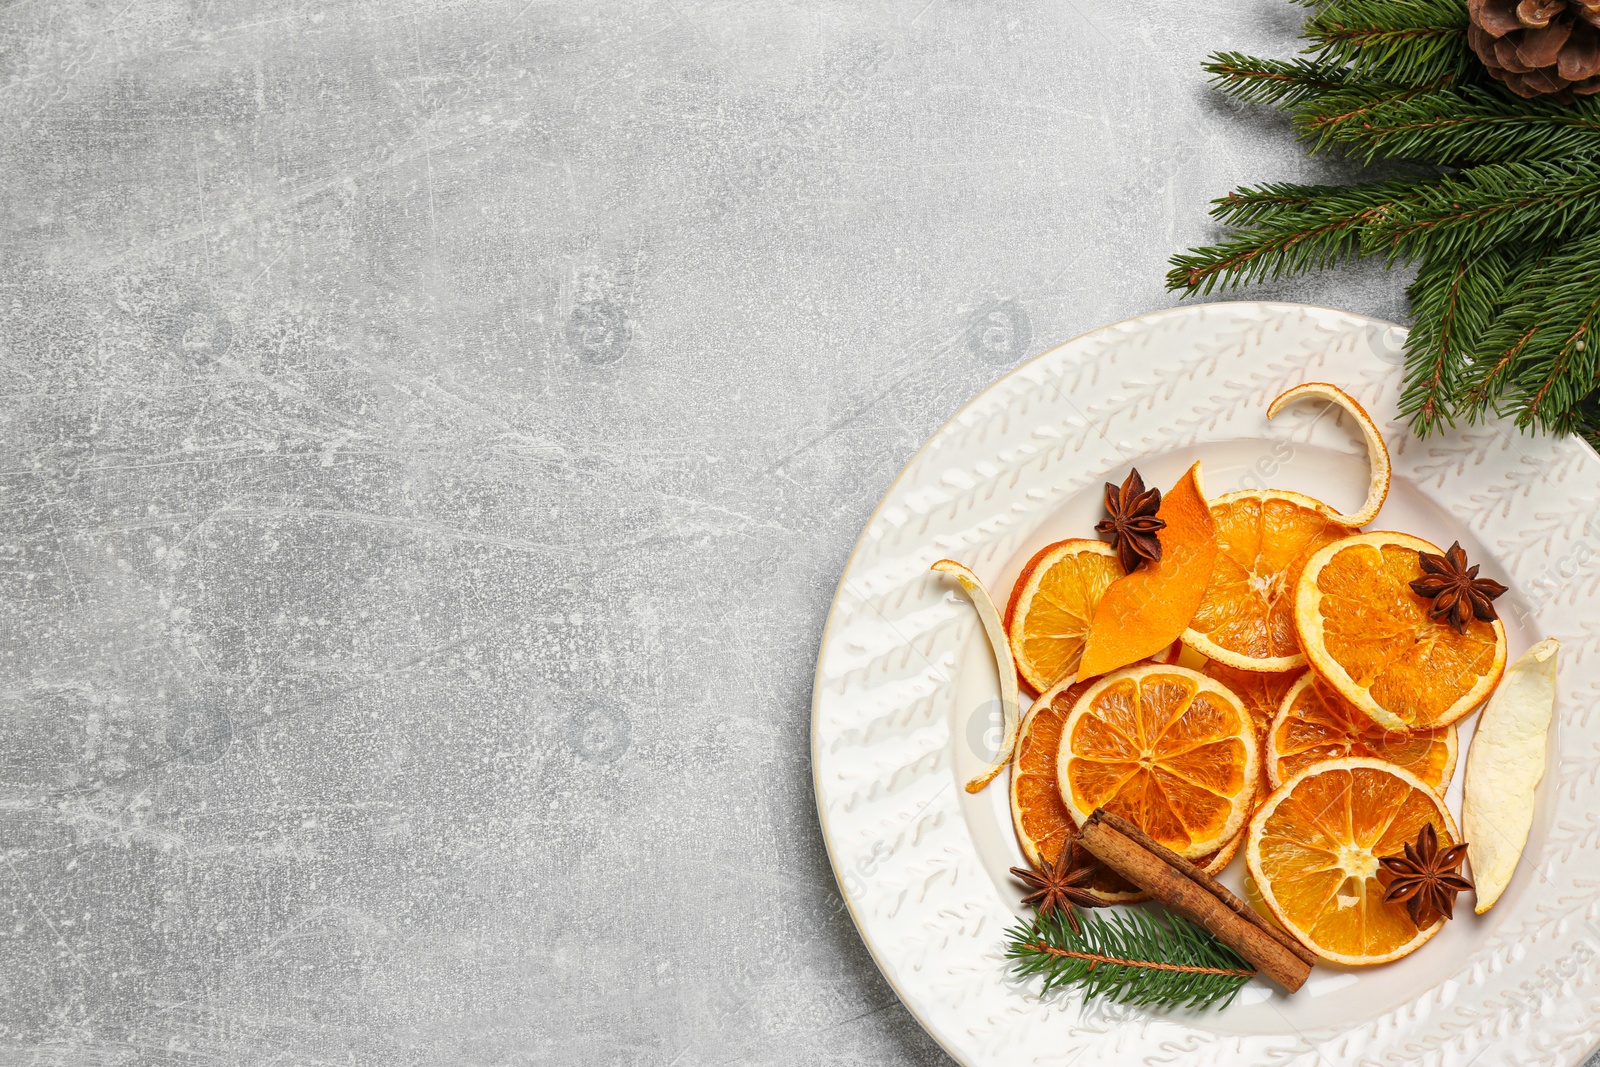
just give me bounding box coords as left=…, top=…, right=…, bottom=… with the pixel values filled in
left=1013, top=675, right=1095, bottom=872
left=1184, top=490, right=1354, bottom=671
left=1201, top=660, right=1304, bottom=739
left=1266, top=673, right=1457, bottom=793
left=1201, top=829, right=1246, bottom=877
left=1057, top=663, right=1257, bottom=859
left=1202, top=659, right=1304, bottom=808
left=1012, top=672, right=1243, bottom=902
left=1295, top=531, right=1507, bottom=732
left=932, top=559, right=1020, bottom=793
left=1266, top=382, right=1391, bottom=528
left=1004, top=539, right=1123, bottom=695
left=1247, top=757, right=1459, bottom=965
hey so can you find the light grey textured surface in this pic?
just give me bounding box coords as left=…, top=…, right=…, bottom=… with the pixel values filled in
left=2, top=3, right=1592, bottom=1065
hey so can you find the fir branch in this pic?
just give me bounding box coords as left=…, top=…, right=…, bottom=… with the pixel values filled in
left=1166, top=178, right=1426, bottom=295
left=1176, top=1, right=1600, bottom=439
left=1302, top=0, right=1470, bottom=85
left=1292, top=79, right=1464, bottom=155
left=1205, top=52, right=1350, bottom=107
left=1398, top=245, right=1534, bottom=435
left=1006, top=907, right=1255, bottom=1011
left=1572, top=393, right=1600, bottom=448
left=1364, top=159, right=1600, bottom=263
left=1314, top=86, right=1600, bottom=164
left=1467, top=230, right=1600, bottom=433
left=1207, top=180, right=1342, bottom=227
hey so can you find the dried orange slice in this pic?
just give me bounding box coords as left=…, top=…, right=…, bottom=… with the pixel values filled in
left=1013, top=676, right=1093, bottom=871
left=1247, top=757, right=1460, bottom=964
left=1295, top=531, right=1507, bottom=732
left=1184, top=490, right=1353, bottom=671
left=1078, top=463, right=1219, bottom=680
left=1012, top=674, right=1145, bottom=902
left=1266, top=382, right=1391, bottom=527
left=1201, top=659, right=1303, bottom=806
left=1201, top=660, right=1302, bottom=737
left=1057, top=663, right=1256, bottom=858
left=1004, top=539, right=1122, bottom=695
left=1012, top=672, right=1242, bottom=902
left=1265, top=674, right=1457, bottom=793
left=1200, top=828, right=1246, bottom=877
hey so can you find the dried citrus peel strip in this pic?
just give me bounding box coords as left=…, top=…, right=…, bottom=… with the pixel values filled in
left=1266, top=382, right=1391, bottom=527
left=1077, top=462, right=1218, bottom=680
left=933, top=559, right=1024, bottom=793
left=1463, top=638, right=1560, bottom=914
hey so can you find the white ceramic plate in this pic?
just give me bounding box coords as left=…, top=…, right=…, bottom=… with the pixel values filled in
left=811, top=303, right=1600, bottom=1066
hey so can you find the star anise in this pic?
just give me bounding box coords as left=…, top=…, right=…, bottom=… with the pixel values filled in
left=1377, top=822, right=1473, bottom=927
left=1094, top=468, right=1165, bottom=573
left=1009, top=838, right=1104, bottom=933
left=1408, top=541, right=1508, bottom=634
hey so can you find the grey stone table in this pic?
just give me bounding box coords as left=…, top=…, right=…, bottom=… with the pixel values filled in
left=4, top=2, right=1593, bottom=1065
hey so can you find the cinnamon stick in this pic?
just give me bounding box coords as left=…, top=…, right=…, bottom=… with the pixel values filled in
left=1091, top=810, right=1316, bottom=966
left=1076, top=808, right=1314, bottom=993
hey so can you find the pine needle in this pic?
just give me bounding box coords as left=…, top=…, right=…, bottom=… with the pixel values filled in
left=1364, top=158, right=1600, bottom=262
left=1205, top=52, right=1350, bottom=107
left=1206, top=180, right=1341, bottom=227
left=1292, top=79, right=1466, bottom=155
left=1006, top=907, right=1256, bottom=1012
left=1398, top=246, right=1529, bottom=435
left=1469, top=230, right=1600, bottom=433
left=1317, top=87, right=1600, bottom=164
left=1167, top=178, right=1428, bottom=295
left=1302, top=0, right=1471, bottom=85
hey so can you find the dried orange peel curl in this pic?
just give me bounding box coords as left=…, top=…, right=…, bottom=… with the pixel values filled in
left=1266, top=382, right=1391, bottom=527
left=932, top=559, right=1021, bottom=793
left=1077, top=462, right=1219, bottom=680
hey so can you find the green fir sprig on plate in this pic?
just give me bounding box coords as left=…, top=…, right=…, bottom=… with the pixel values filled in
left=1006, top=905, right=1257, bottom=1012
left=1168, top=0, right=1600, bottom=446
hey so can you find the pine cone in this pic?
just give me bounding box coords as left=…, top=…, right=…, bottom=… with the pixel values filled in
left=1469, top=0, right=1600, bottom=97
